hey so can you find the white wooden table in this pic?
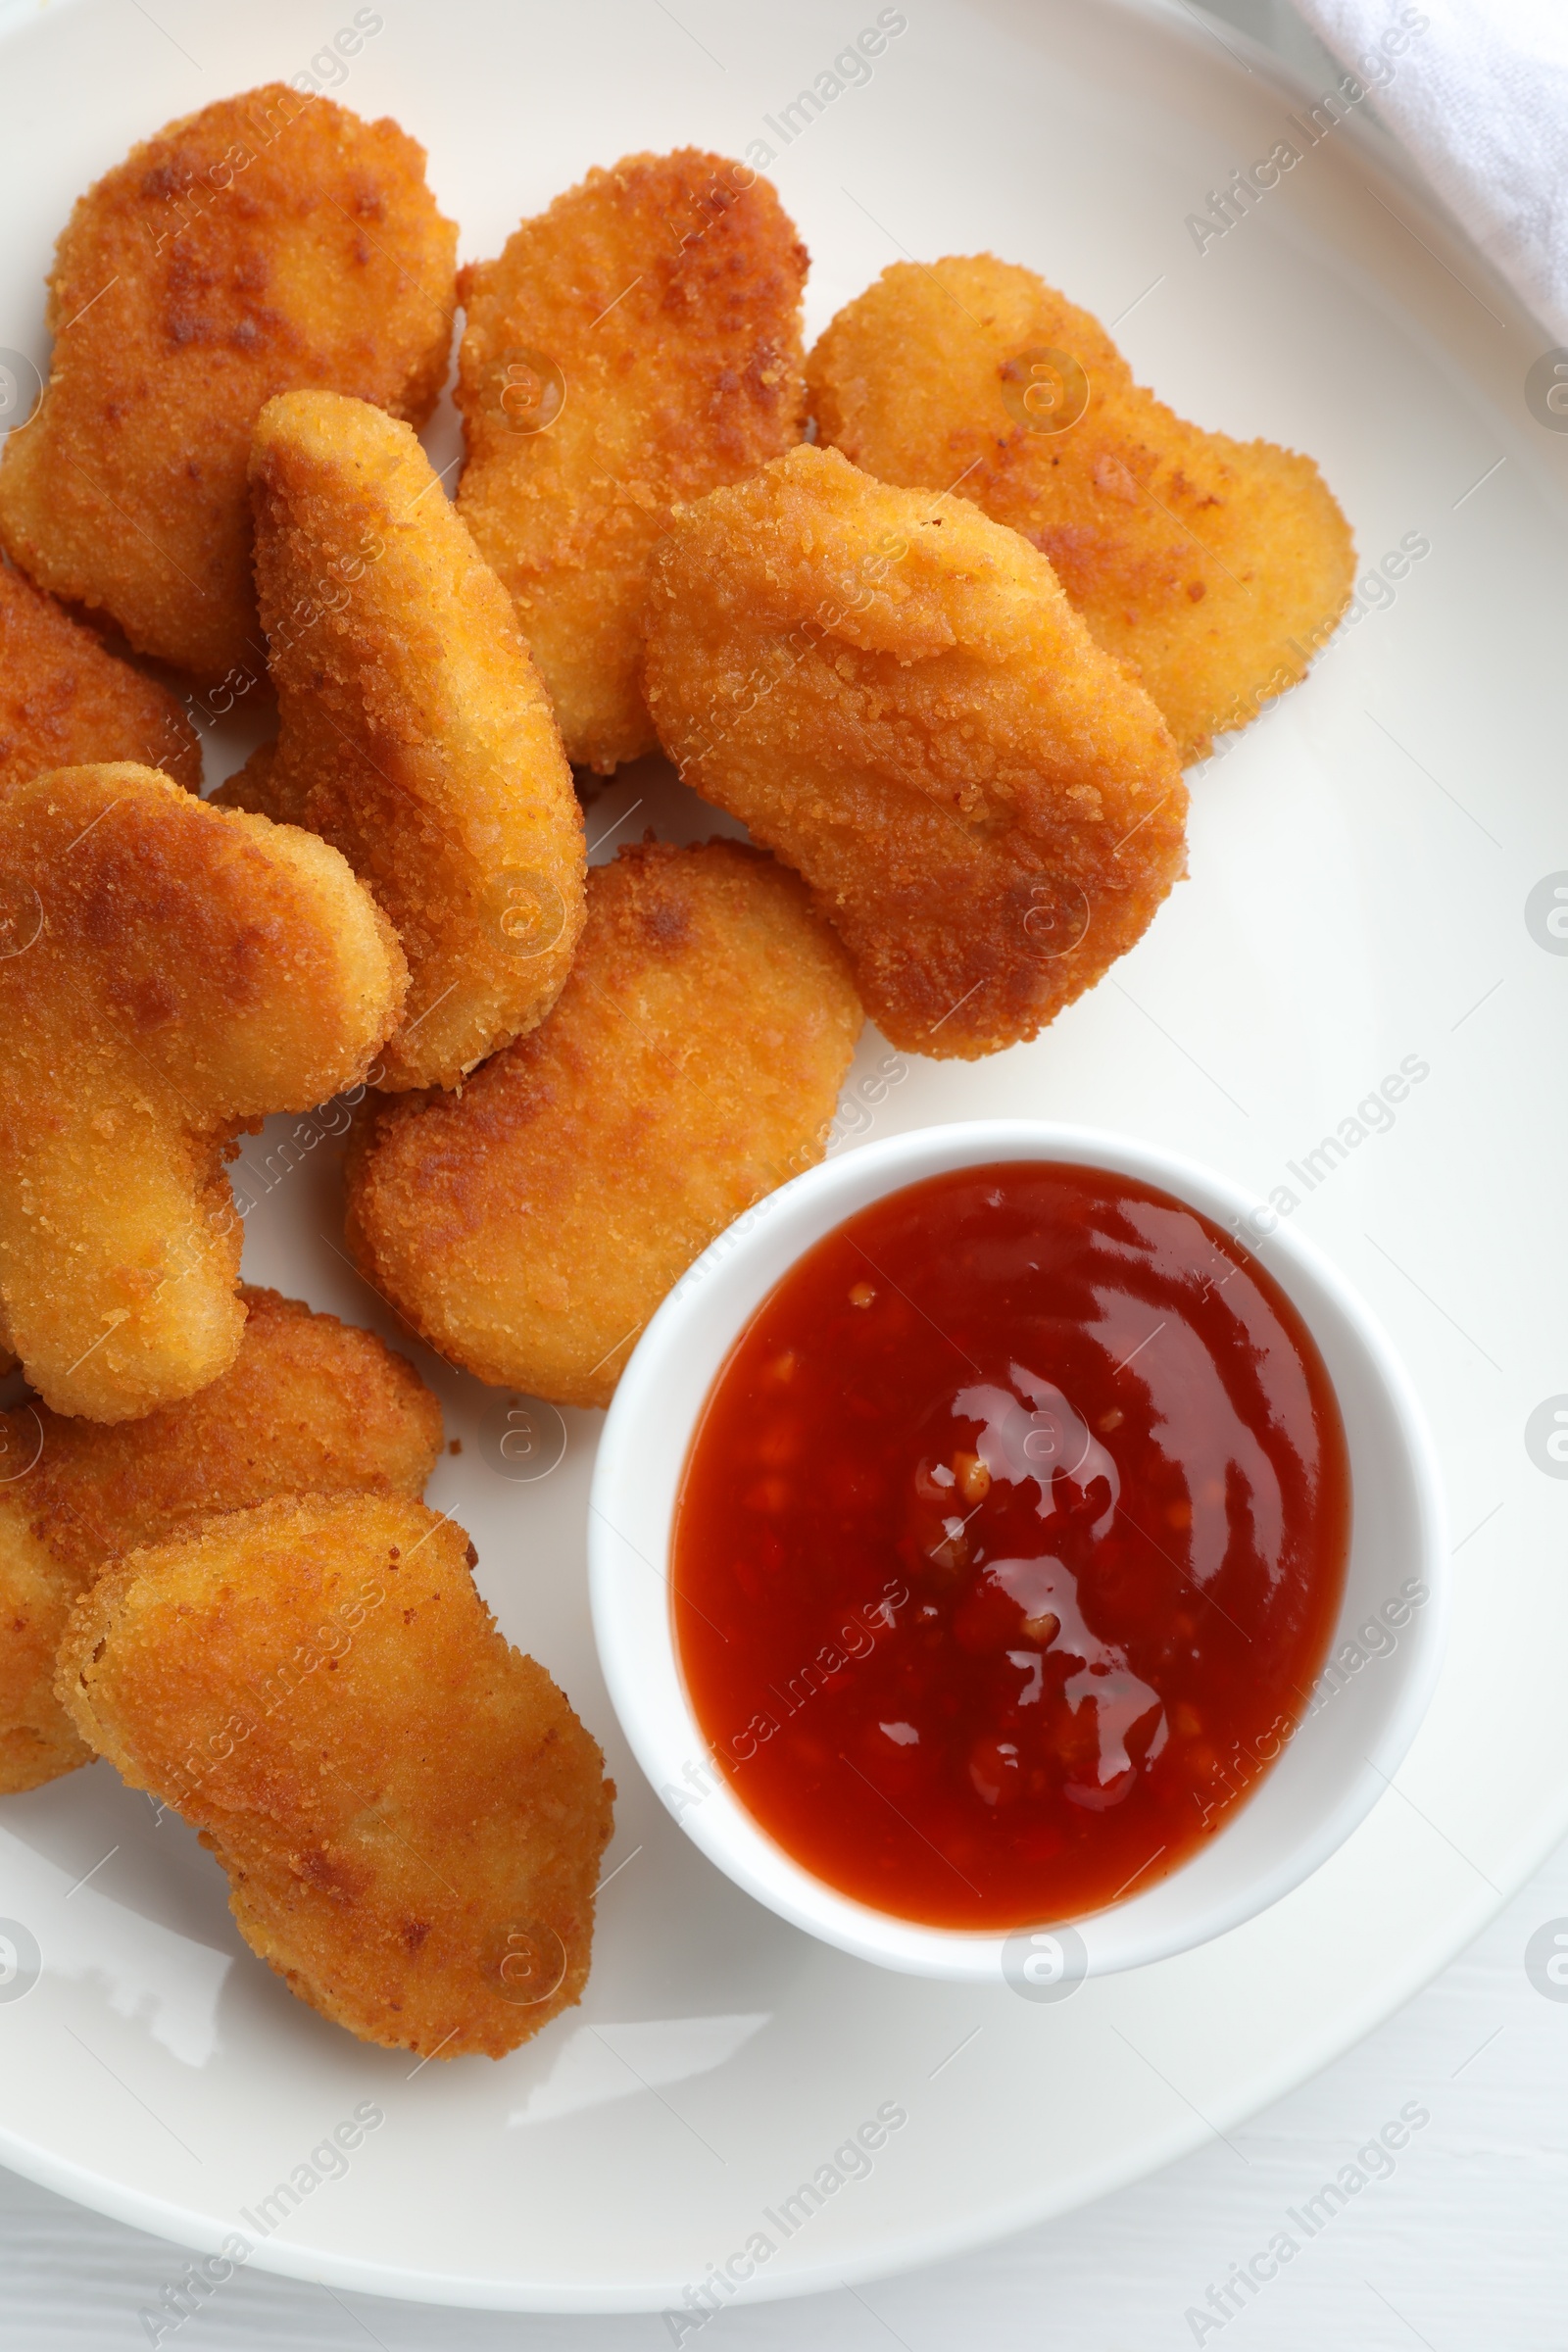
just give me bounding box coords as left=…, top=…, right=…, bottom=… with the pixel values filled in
left=8, top=6, right=1562, bottom=2343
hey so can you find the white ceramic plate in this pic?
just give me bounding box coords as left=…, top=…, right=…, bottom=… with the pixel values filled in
left=0, top=0, right=1563, bottom=2317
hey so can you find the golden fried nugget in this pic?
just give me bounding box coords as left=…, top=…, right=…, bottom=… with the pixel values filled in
left=214, top=393, right=584, bottom=1091
left=456, top=149, right=808, bottom=771
left=807, top=257, right=1355, bottom=761
left=0, top=1288, right=442, bottom=1793
left=0, top=86, right=457, bottom=681
left=346, top=840, right=861, bottom=1406
left=58, top=1494, right=613, bottom=2057
left=0, top=564, right=201, bottom=794
left=0, top=764, right=406, bottom=1421
left=642, top=444, right=1187, bottom=1058
left=0, top=1473, right=81, bottom=1791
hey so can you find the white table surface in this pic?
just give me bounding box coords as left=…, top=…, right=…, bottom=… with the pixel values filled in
left=6, top=4, right=1564, bottom=2344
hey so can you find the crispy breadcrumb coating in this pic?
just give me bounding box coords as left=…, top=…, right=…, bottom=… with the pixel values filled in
left=0, top=564, right=201, bottom=794
left=58, top=1494, right=614, bottom=2058
left=0, top=763, right=407, bottom=1420
left=0, top=86, right=457, bottom=681
left=0, top=1497, right=79, bottom=1791
left=642, top=444, right=1187, bottom=1058
left=214, top=394, right=583, bottom=1092
left=807, top=256, right=1355, bottom=761
left=346, top=840, right=862, bottom=1406
left=0, top=1288, right=442, bottom=1793
left=456, top=149, right=808, bottom=771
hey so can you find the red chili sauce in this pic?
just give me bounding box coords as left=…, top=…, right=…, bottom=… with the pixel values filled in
left=672, top=1161, right=1350, bottom=1929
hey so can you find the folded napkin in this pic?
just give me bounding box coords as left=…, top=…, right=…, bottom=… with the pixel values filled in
left=1292, top=0, right=1568, bottom=343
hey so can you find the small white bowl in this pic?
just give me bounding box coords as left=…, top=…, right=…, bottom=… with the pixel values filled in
left=589, top=1122, right=1447, bottom=1983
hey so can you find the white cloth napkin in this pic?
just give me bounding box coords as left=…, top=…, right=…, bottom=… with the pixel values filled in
left=1292, top=0, right=1568, bottom=343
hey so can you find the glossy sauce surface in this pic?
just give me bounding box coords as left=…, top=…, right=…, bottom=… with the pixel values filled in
left=672, top=1162, right=1350, bottom=1928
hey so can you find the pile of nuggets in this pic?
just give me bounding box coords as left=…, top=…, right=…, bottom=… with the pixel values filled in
left=0, top=85, right=1354, bottom=2057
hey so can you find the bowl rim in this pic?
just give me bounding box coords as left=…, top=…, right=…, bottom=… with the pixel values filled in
left=589, top=1119, right=1450, bottom=1982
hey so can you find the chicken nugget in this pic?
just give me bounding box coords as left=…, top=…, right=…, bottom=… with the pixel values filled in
left=0, top=1288, right=442, bottom=1793
left=214, top=392, right=584, bottom=1091
left=346, top=840, right=862, bottom=1406
left=456, top=150, right=808, bottom=771
left=642, top=443, right=1187, bottom=1058
left=0, top=564, right=201, bottom=794
left=807, top=256, right=1355, bottom=761
left=57, top=1494, right=614, bottom=2057
left=0, top=1476, right=81, bottom=1792
left=0, top=86, right=457, bottom=681
left=0, top=763, right=406, bottom=1420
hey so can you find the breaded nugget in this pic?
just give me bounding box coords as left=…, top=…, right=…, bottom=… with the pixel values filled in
left=0, top=763, right=406, bottom=1421
left=0, top=1478, right=81, bottom=1791
left=58, top=1494, right=614, bottom=2057
left=456, top=150, right=808, bottom=771
left=214, top=393, right=584, bottom=1091
left=0, top=1288, right=442, bottom=1793
left=346, top=840, right=861, bottom=1405
left=642, top=444, right=1187, bottom=1058
left=807, top=257, right=1355, bottom=761
left=0, top=87, right=457, bottom=681
left=0, top=564, right=201, bottom=794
